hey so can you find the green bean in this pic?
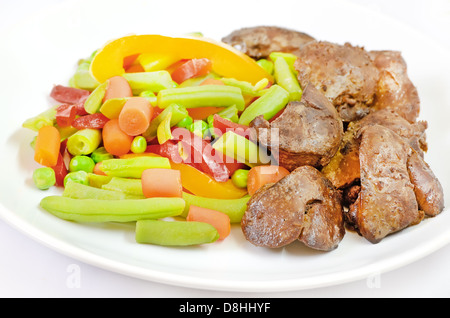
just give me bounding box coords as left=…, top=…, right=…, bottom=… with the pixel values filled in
left=22, top=106, right=57, bottom=131
left=212, top=131, right=272, bottom=167
left=84, top=81, right=107, bottom=114
left=122, top=71, right=174, bottom=94
left=181, top=192, right=250, bottom=223
left=99, top=156, right=170, bottom=178
left=139, top=90, right=158, bottom=105
left=216, top=104, right=239, bottom=123
left=220, top=78, right=261, bottom=97
left=157, top=85, right=245, bottom=111
left=269, top=52, right=298, bottom=73
left=87, top=173, right=112, bottom=188
left=101, top=177, right=144, bottom=198
left=142, top=103, right=188, bottom=140
left=135, top=220, right=219, bottom=246
left=63, top=179, right=130, bottom=200
left=157, top=112, right=173, bottom=144
left=177, top=73, right=219, bottom=88
left=256, top=59, right=274, bottom=75
left=32, top=167, right=56, bottom=190
left=71, top=61, right=100, bottom=91
left=238, top=84, right=289, bottom=125
left=90, top=146, right=114, bottom=163
left=273, top=57, right=302, bottom=101
left=66, top=128, right=102, bottom=156
left=40, top=195, right=185, bottom=223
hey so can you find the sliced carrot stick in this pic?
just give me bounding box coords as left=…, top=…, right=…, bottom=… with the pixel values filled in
left=103, top=75, right=133, bottom=102
left=199, top=78, right=224, bottom=86
left=186, top=205, right=231, bottom=240
left=141, top=168, right=182, bottom=198
left=118, top=97, right=153, bottom=136
left=247, top=165, right=290, bottom=196
left=102, top=118, right=133, bottom=156
left=34, top=126, right=61, bottom=167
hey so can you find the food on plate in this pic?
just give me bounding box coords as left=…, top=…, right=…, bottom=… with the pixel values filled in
left=294, top=41, right=380, bottom=123
left=347, top=125, right=424, bottom=243
left=369, top=50, right=421, bottom=123
left=250, top=84, right=343, bottom=171
left=21, top=26, right=444, bottom=250
left=221, top=26, right=315, bottom=59
left=241, top=165, right=345, bottom=251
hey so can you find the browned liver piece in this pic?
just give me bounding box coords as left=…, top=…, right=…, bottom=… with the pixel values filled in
left=241, top=165, right=345, bottom=251
left=348, top=124, right=425, bottom=243
left=369, top=50, right=421, bottom=123
left=294, top=41, right=379, bottom=122
left=250, top=84, right=343, bottom=172
left=221, top=25, right=315, bottom=59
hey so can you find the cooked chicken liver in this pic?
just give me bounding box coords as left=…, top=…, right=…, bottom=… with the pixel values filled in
left=241, top=165, right=345, bottom=251
left=221, top=26, right=315, bottom=59
left=369, top=50, right=421, bottom=123
left=349, top=124, right=424, bottom=243
left=294, top=41, right=379, bottom=122
left=250, top=84, right=343, bottom=171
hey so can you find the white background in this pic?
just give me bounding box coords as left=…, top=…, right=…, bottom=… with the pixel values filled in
left=0, top=0, right=449, bottom=298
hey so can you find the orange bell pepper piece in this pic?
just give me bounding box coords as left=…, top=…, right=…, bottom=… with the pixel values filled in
left=90, top=34, right=273, bottom=85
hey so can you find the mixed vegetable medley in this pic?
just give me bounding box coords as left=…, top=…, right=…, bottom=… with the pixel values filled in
left=22, top=33, right=300, bottom=246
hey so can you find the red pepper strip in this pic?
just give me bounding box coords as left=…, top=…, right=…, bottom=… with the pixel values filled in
left=171, top=128, right=230, bottom=182
left=159, top=140, right=204, bottom=172
left=55, top=104, right=78, bottom=127
left=72, top=113, right=110, bottom=130
left=52, top=139, right=69, bottom=187
left=50, top=85, right=90, bottom=104
left=212, top=114, right=250, bottom=139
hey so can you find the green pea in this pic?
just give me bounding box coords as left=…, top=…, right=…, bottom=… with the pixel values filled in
left=188, top=120, right=208, bottom=138
left=131, top=136, right=147, bottom=154
left=64, top=170, right=89, bottom=187
left=176, top=115, right=193, bottom=129
left=33, top=167, right=56, bottom=190
left=69, top=155, right=95, bottom=173
left=231, top=169, right=249, bottom=189
left=91, top=147, right=114, bottom=163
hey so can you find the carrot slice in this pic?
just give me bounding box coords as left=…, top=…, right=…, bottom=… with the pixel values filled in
left=102, top=118, right=133, bottom=156
left=34, top=126, right=61, bottom=167
left=103, top=75, right=133, bottom=102
left=186, top=205, right=231, bottom=240
left=118, top=97, right=153, bottom=136
left=199, top=78, right=224, bottom=86
left=141, top=168, right=182, bottom=198
left=247, top=165, right=290, bottom=195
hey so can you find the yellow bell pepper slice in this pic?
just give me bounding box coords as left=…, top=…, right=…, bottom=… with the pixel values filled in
left=90, top=34, right=273, bottom=85
left=170, top=161, right=248, bottom=200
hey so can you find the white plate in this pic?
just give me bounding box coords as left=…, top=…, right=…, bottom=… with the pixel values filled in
left=0, top=0, right=449, bottom=292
